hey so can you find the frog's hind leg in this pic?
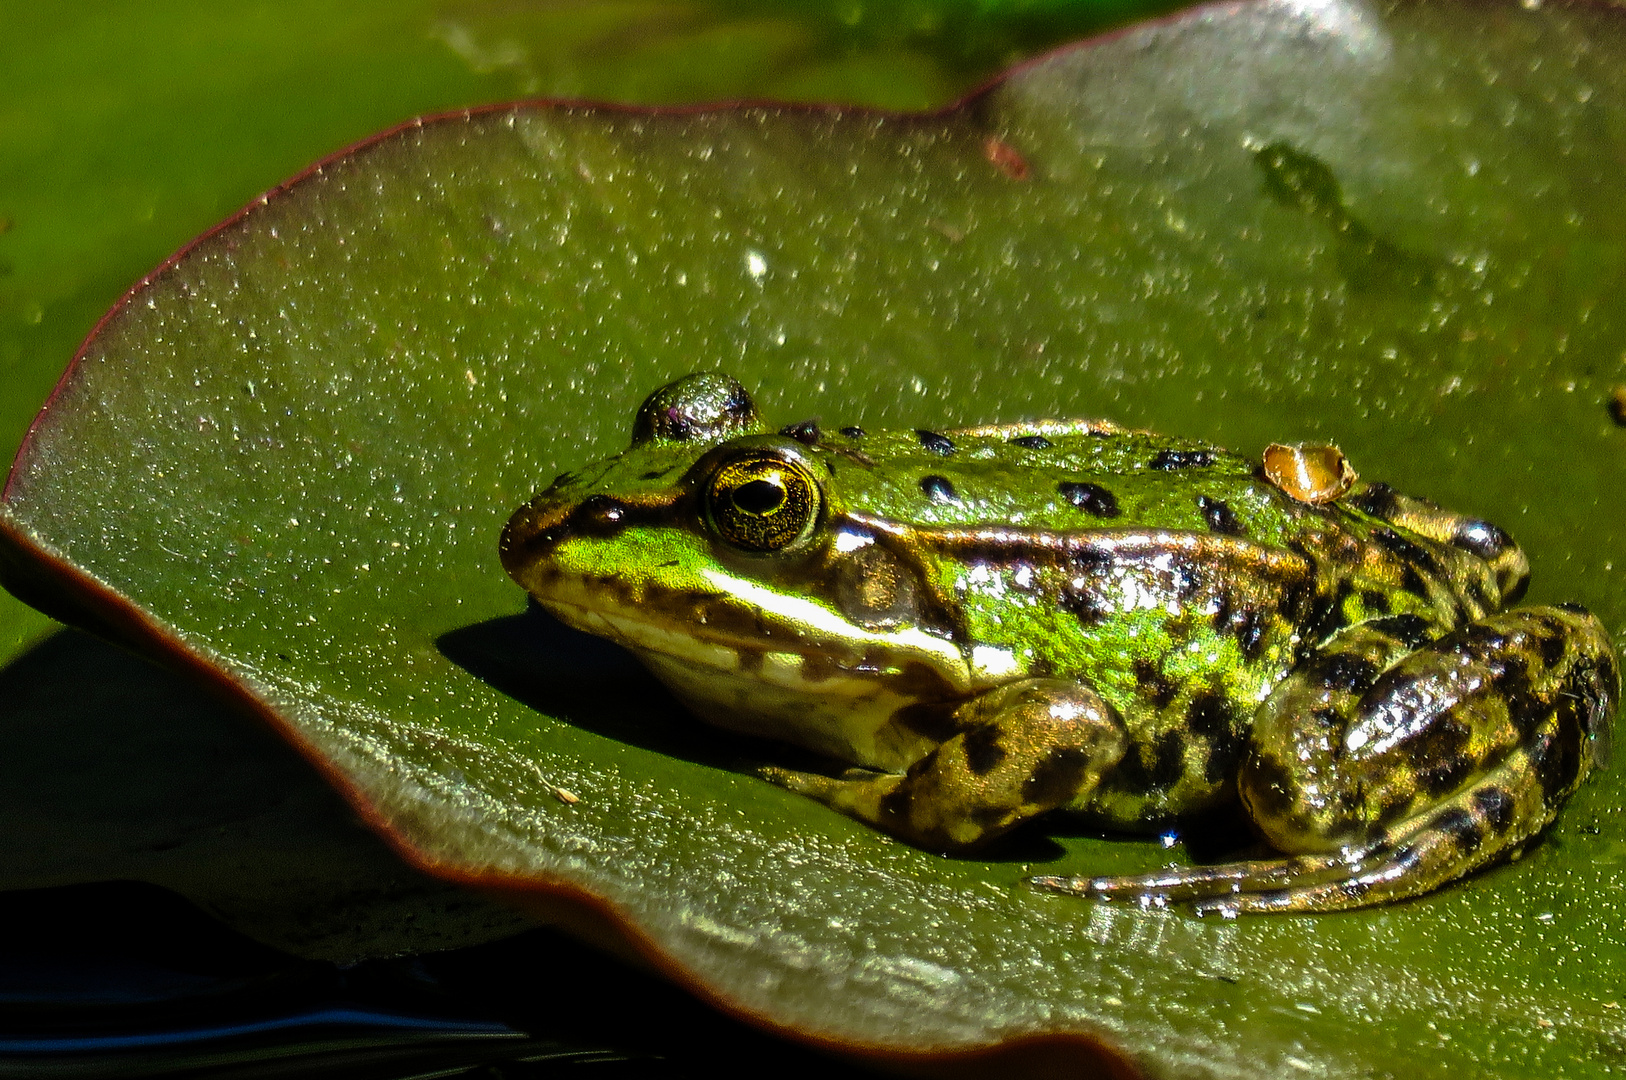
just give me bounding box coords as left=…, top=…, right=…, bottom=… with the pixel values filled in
left=1343, top=480, right=1531, bottom=603
left=760, top=678, right=1127, bottom=851
left=1188, top=748, right=1561, bottom=914
left=1032, top=606, right=1617, bottom=913
left=1043, top=746, right=1556, bottom=914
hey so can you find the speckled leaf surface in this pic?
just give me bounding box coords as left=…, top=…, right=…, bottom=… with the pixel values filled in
left=5, top=1, right=1626, bottom=1075
left=0, top=0, right=1184, bottom=665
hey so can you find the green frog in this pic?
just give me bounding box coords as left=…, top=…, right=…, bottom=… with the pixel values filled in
left=501, top=373, right=1619, bottom=914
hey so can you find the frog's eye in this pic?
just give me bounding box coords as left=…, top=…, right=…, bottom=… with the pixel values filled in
left=704, top=454, right=822, bottom=553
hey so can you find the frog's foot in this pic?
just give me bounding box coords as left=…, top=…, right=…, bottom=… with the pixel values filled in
left=759, top=678, right=1127, bottom=851
left=1030, top=851, right=1348, bottom=910
left=1031, top=744, right=1548, bottom=914
left=1036, top=606, right=1617, bottom=913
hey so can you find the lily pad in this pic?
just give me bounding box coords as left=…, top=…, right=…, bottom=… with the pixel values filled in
left=5, top=0, right=1626, bottom=1074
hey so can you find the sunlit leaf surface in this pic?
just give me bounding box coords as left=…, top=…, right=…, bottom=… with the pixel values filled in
left=0, top=0, right=1174, bottom=662
left=5, top=2, right=1626, bottom=1074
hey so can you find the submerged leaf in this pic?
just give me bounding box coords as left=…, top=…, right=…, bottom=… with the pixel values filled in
left=5, top=1, right=1626, bottom=1074
left=0, top=629, right=533, bottom=961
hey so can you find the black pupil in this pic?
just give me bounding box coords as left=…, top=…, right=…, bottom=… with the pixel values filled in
left=733, top=478, right=785, bottom=514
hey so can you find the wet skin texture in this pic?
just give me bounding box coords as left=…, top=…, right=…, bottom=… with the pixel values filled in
left=502, top=374, right=1619, bottom=914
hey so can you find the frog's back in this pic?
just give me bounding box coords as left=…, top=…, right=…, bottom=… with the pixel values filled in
left=817, top=421, right=1524, bottom=827
left=825, top=422, right=1298, bottom=538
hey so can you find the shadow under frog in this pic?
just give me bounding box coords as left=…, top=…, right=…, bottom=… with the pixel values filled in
left=438, top=600, right=733, bottom=770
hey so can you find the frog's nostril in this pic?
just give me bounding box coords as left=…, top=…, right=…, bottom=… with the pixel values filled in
left=574, top=494, right=630, bottom=537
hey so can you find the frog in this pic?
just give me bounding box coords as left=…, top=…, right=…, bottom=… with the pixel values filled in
left=500, top=373, right=1619, bottom=914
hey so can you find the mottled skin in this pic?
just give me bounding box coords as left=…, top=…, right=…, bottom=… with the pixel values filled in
left=501, top=374, right=1619, bottom=914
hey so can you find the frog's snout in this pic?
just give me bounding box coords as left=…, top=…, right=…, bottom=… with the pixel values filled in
left=500, top=488, right=677, bottom=586
left=498, top=494, right=573, bottom=580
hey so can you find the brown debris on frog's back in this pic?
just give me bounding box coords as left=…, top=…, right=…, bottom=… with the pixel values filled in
left=1261, top=442, right=1358, bottom=504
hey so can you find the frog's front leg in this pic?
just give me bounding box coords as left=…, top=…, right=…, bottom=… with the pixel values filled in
left=1034, top=606, right=1617, bottom=914
left=761, top=678, right=1127, bottom=851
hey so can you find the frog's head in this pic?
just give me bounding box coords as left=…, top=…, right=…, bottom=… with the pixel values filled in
left=500, top=373, right=970, bottom=761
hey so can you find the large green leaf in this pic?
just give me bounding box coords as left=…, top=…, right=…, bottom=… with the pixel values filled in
left=6, top=0, right=1626, bottom=1074
left=0, top=0, right=1187, bottom=991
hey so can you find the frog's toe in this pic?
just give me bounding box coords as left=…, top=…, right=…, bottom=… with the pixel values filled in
left=1029, top=850, right=1351, bottom=908
left=1185, top=834, right=1461, bottom=916
left=755, top=764, right=846, bottom=799
left=1181, top=851, right=1415, bottom=915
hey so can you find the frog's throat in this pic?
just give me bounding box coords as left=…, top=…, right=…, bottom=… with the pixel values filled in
left=633, top=648, right=946, bottom=769
left=533, top=583, right=976, bottom=770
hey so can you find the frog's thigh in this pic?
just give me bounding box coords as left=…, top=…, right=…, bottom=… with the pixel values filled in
left=762, top=679, right=1127, bottom=851
left=1037, top=607, right=1617, bottom=913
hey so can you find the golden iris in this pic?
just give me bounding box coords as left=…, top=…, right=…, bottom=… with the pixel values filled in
left=705, top=454, right=820, bottom=552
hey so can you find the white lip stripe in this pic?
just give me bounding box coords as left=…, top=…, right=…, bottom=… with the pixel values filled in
left=698, top=568, right=969, bottom=680
left=537, top=573, right=975, bottom=693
